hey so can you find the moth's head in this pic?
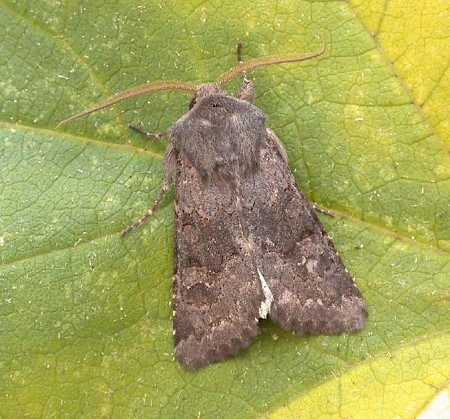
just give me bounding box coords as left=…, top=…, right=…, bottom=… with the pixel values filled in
left=196, top=83, right=226, bottom=101
left=188, top=83, right=227, bottom=110
left=56, top=35, right=326, bottom=128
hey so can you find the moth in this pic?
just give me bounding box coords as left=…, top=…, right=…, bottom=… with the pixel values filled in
left=59, top=36, right=367, bottom=370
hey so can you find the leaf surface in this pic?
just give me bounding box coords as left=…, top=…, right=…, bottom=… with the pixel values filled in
left=1, top=1, right=449, bottom=417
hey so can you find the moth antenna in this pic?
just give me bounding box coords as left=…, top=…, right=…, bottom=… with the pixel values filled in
left=57, top=80, right=197, bottom=127
left=217, top=33, right=327, bottom=86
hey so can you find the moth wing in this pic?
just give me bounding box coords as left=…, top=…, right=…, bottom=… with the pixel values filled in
left=244, top=129, right=368, bottom=335
left=173, top=153, right=266, bottom=371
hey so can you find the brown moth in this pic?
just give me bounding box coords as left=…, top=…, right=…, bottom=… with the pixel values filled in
left=59, top=36, right=367, bottom=370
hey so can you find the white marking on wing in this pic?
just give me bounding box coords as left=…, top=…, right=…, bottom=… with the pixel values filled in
left=257, top=268, right=273, bottom=319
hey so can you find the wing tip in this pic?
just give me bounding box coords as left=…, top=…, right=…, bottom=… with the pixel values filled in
left=174, top=323, right=260, bottom=371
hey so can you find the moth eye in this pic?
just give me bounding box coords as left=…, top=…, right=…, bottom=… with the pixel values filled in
left=189, top=97, right=197, bottom=110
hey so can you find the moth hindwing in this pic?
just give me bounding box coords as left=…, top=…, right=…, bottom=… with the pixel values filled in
left=59, top=37, right=367, bottom=371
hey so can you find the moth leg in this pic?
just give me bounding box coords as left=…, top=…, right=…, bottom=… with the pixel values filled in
left=236, top=42, right=255, bottom=103
left=128, top=124, right=168, bottom=140
left=266, top=128, right=288, bottom=164
left=236, top=42, right=249, bottom=83
left=311, top=204, right=335, bottom=218
left=120, top=144, right=176, bottom=236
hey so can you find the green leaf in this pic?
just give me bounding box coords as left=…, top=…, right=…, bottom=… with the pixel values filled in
left=1, top=1, right=448, bottom=417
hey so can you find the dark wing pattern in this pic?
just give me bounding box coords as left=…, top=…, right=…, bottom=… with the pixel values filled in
left=170, top=87, right=366, bottom=370
left=242, top=130, right=367, bottom=335
left=172, top=153, right=266, bottom=370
